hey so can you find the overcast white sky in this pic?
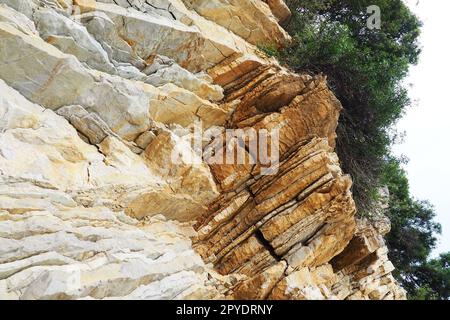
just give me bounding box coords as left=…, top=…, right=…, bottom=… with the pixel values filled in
left=393, top=0, right=450, bottom=256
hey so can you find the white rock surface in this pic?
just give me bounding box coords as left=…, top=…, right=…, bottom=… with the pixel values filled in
left=34, top=6, right=116, bottom=73
left=0, top=206, right=223, bottom=299
left=0, top=79, right=218, bottom=220
left=0, top=79, right=227, bottom=299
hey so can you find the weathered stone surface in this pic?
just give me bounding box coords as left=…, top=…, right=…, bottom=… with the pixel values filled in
left=143, top=55, right=224, bottom=101
left=79, top=0, right=255, bottom=72
left=56, top=105, right=117, bottom=145
left=192, top=44, right=403, bottom=300
left=231, top=261, right=287, bottom=300
left=263, top=0, right=291, bottom=25
left=140, top=129, right=220, bottom=221
left=0, top=79, right=216, bottom=220
left=195, top=98, right=355, bottom=283
left=34, top=6, right=116, bottom=73
left=266, top=217, right=406, bottom=300
left=0, top=78, right=229, bottom=299
left=0, top=21, right=151, bottom=140
left=148, top=83, right=228, bottom=129
left=0, top=206, right=225, bottom=299
left=0, top=0, right=405, bottom=300
left=269, top=264, right=336, bottom=300
left=182, top=0, right=291, bottom=47
left=329, top=218, right=407, bottom=300
left=0, top=18, right=228, bottom=141
left=0, top=3, right=37, bottom=35
left=0, top=0, right=39, bottom=19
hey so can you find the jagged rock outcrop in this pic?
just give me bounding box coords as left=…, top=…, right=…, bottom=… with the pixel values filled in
left=0, top=0, right=405, bottom=300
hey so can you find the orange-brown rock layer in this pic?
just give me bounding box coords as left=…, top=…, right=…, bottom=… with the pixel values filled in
left=193, top=57, right=405, bottom=300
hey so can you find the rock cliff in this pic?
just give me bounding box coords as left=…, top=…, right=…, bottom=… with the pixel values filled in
left=0, top=0, right=406, bottom=300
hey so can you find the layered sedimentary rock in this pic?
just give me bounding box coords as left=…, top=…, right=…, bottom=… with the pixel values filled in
left=0, top=0, right=405, bottom=300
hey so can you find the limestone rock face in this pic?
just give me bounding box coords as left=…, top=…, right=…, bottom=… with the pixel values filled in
left=182, top=0, right=291, bottom=47
left=0, top=0, right=404, bottom=300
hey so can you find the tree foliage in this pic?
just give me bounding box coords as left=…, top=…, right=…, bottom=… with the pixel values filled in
left=410, top=252, right=450, bottom=300
left=381, top=158, right=447, bottom=299
left=406, top=253, right=450, bottom=300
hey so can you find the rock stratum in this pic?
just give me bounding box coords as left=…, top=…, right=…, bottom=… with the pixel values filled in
left=0, top=0, right=406, bottom=300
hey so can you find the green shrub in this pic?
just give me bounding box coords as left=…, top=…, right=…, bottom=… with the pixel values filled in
left=257, top=44, right=280, bottom=58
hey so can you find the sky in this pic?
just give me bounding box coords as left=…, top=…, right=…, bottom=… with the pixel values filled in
left=393, top=0, right=450, bottom=256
